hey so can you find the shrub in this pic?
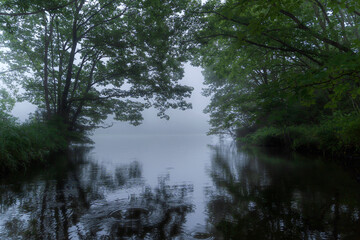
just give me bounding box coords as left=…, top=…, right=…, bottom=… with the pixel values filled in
left=0, top=117, right=67, bottom=173
left=240, top=127, right=284, bottom=147
left=239, top=112, right=360, bottom=156
left=287, top=125, right=319, bottom=152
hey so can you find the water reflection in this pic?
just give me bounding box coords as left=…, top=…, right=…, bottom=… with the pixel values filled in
left=0, top=146, right=193, bottom=240
left=205, top=145, right=360, bottom=240
left=1, top=138, right=360, bottom=240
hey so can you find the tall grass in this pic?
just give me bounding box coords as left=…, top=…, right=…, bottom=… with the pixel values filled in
left=0, top=114, right=68, bottom=173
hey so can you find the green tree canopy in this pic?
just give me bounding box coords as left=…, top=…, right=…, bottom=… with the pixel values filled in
left=191, top=0, right=360, bottom=135
left=0, top=0, right=193, bottom=134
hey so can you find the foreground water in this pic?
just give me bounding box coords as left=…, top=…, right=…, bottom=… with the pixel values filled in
left=1, top=134, right=360, bottom=239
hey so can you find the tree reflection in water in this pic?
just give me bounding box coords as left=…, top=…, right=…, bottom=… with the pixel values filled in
left=0, top=146, right=193, bottom=240
left=205, top=145, right=360, bottom=240
left=2, top=143, right=360, bottom=239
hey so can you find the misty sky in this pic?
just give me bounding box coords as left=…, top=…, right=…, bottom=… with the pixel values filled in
left=10, top=63, right=210, bottom=135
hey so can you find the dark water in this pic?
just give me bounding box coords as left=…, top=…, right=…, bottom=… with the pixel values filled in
left=1, top=135, right=360, bottom=239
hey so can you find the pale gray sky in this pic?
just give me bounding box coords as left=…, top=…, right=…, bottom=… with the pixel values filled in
left=10, top=63, right=210, bottom=135
left=95, top=63, right=210, bottom=135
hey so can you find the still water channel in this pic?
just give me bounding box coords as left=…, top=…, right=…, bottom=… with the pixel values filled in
left=1, top=134, right=360, bottom=239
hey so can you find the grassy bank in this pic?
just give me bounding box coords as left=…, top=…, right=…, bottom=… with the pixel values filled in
left=0, top=114, right=68, bottom=173
left=238, top=113, right=360, bottom=157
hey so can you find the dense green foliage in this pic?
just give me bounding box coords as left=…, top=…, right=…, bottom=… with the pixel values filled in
left=0, top=0, right=193, bottom=136
left=242, top=113, right=360, bottom=154
left=0, top=88, right=15, bottom=112
left=1, top=0, right=360, bottom=163
left=191, top=0, right=360, bottom=155
left=0, top=0, right=197, bottom=171
left=0, top=113, right=67, bottom=173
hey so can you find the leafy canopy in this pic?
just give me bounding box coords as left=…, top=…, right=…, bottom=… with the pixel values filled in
left=0, top=0, right=194, bottom=134
left=190, top=0, right=360, bottom=135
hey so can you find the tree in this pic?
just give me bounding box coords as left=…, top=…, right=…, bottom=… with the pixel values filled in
left=0, top=88, right=14, bottom=113
left=0, top=0, right=193, bottom=135
left=190, top=0, right=360, bottom=135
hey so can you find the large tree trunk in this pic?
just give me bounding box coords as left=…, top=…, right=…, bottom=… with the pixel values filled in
left=43, top=13, right=53, bottom=119
left=59, top=0, right=84, bottom=123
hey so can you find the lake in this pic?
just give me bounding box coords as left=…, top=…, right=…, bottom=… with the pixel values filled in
left=1, top=134, right=360, bottom=239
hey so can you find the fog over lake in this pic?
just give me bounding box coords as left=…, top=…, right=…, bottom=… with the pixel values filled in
left=2, top=1, right=360, bottom=239
left=3, top=63, right=360, bottom=240
left=11, top=64, right=210, bottom=136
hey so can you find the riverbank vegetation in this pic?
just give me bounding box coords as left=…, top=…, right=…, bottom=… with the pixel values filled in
left=241, top=113, right=360, bottom=155
left=0, top=0, right=194, bottom=172
left=0, top=113, right=67, bottom=173
left=191, top=0, right=360, bottom=156
left=1, top=0, right=360, bottom=166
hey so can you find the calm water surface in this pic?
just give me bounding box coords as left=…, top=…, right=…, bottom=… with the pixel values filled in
left=1, top=134, right=360, bottom=239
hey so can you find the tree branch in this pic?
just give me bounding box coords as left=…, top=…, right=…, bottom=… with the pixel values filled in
left=0, top=0, right=76, bottom=16
left=279, top=9, right=352, bottom=53
left=312, top=0, right=331, bottom=25
left=77, top=0, right=117, bottom=30
left=0, top=67, right=27, bottom=74
left=78, top=7, right=128, bottom=39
